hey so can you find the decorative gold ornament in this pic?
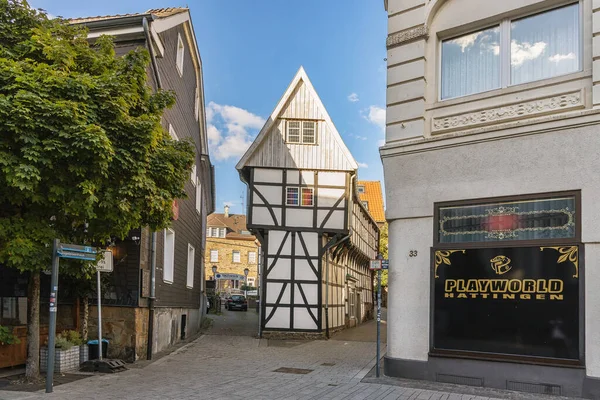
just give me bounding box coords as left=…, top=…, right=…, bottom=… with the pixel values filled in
left=434, top=250, right=466, bottom=278
left=540, top=246, right=579, bottom=278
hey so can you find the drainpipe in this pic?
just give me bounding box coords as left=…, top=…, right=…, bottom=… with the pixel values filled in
left=143, top=16, right=161, bottom=360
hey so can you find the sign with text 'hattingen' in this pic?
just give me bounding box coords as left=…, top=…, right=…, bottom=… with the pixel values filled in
left=57, top=244, right=97, bottom=261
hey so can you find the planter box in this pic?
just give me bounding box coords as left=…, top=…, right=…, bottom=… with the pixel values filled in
left=40, top=346, right=80, bottom=373
left=79, top=344, right=89, bottom=364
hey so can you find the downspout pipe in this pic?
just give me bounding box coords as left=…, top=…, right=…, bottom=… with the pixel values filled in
left=143, top=16, right=161, bottom=360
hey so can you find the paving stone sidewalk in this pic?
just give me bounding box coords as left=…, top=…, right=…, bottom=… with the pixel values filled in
left=0, top=331, right=579, bottom=400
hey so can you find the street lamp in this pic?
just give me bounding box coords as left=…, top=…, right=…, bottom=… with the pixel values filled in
left=244, top=267, right=249, bottom=297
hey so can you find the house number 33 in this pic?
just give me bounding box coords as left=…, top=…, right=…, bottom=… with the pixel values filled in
left=409, top=250, right=418, bottom=257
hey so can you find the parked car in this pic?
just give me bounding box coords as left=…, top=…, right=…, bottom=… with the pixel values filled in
left=226, top=295, right=248, bottom=311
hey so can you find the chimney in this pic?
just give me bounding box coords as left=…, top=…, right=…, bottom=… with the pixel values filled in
left=224, top=205, right=230, bottom=218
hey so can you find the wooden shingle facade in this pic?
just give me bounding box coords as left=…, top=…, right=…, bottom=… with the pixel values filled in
left=237, top=67, right=379, bottom=335
left=71, top=8, right=215, bottom=359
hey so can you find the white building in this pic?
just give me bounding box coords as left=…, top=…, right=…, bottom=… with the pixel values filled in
left=237, top=67, right=379, bottom=336
left=382, top=0, right=599, bottom=397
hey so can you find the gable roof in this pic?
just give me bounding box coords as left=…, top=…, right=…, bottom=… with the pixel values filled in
left=357, top=181, right=385, bottom=223
left=236, top=66, right=358, bottom=172
left=208, top=213, right=248, bottom=233
left=69, top=7, right=188, bottom=24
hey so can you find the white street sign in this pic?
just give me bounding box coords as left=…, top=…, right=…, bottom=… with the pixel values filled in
left=369, top=259, right=382, bottom=270
left=96, top=250, right=113, bottom=273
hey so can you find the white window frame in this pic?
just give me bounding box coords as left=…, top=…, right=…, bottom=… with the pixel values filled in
left=176, top=33, right=185, bottom=77
left=439, top=2, right=582, bottom=101
left=210, top=249, right=218, bottom=263
left=362, top=201, right=369, bottom=210
left=163, top=229, right=175, bottom=283
left=357, top=185, right=365, bottom=194
left=211, top=227, right=219, bottom=237
left=301, top=187, right=314, bottom=207
left=168, top=124, right=179, bottom=141
left=191, top=164, right=197, bottom=185
left=248, top=251, right=257, bottom=264
left=194, top=86, right=200, bottom=120
left=195, top=178, right=202, bottom=214
left=232, top=250, right=241, bottom=263
left=219, top=228, right=226, bottom=238
left=286, top=187, right=299, bottom=206
left=286, top=120, right=317, bottom=144
left=186, top=243, right=195, bottom=289
left=206, top=227, right=211, bottom=237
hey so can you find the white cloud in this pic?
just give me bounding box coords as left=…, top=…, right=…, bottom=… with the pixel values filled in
left=357, top=162, right=368, bottom=168
left=206, top=102, right=265, bottom=161
left=549, top=52, right=576, bottom=63
left=348, top=93, right=359, bottom=102
left=378, top=139, right=386, bottom=147
left=450, top=32, right=482, bottom=52
left=511, top=40, right=547, bottom=66
left=363, top=106, right=386, bottom=131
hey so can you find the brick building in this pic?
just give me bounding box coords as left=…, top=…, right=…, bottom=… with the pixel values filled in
left=205, top=206, right=260, bottom=295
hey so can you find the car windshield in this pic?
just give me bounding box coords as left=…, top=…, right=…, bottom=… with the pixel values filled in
left=231, top=295, right=245, bottom=301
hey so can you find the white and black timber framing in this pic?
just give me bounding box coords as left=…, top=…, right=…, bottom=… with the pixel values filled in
left=237, top=67, right=379, bottom=334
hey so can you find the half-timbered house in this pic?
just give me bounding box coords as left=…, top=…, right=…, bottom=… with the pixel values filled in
left=236, top=67, right=379, bottom=336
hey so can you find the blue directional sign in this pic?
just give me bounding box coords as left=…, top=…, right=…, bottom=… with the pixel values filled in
left=57, top=244, right=97, bottom=261
left=382, top=260, right=389, bottom=270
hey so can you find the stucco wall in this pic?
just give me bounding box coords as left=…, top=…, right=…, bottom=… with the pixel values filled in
left=383, top=124, right=600, bottom=376
left=153, top=307, right=201, bottom=354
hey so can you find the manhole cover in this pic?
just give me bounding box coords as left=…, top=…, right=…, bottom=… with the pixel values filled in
left=273, top=367, right=313, bottom=375
left=321, top=362, right=336, bottom=366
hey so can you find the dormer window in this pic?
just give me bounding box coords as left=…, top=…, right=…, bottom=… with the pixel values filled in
left=286, top=120, right=317, bottom=144
left=357, top=185, right=365, bottom=194
left=176, top=33, right=185, bottom=77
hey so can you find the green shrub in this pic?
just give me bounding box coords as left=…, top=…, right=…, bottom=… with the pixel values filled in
left=61, top=330, right=84, bottom=346
left=0, top=325, right=20, bottom=345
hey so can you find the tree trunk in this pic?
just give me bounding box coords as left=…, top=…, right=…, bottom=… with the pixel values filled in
left=82, top=296, right=89, bottom=341
left=26, top=271, right=40, bottom=380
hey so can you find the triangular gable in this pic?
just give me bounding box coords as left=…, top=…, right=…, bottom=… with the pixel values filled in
left=236, top=66, right=358, bottom=172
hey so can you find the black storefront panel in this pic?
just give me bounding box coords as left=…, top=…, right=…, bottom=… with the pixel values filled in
left=433, top=246, right=580, bottom=361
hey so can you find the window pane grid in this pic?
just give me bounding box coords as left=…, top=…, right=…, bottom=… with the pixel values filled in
left=287, top=121, right=300, bottom=143
left=302, top=121, right=316, bottom=143
left=301, top=188, right=313, bottom=206
left=286, top=187, right=299, bottom=205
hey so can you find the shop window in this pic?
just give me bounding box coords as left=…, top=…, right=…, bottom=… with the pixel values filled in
left=432, top=191, right=581, bottom=363
left=437, top=194, right=577, bottom=244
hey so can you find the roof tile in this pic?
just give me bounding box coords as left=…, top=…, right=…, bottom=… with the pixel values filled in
left=357, top=181, right=385, bottom=223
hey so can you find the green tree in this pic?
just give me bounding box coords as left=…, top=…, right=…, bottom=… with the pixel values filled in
left=379, top=223, right=388, bottom=287
left=0, top=1, right=194, bottom=379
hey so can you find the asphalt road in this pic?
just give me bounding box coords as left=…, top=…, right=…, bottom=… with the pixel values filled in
left=206, top=303, right=259, bottom=337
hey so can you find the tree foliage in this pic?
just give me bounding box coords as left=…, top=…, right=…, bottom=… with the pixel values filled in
left=379, top=223, right=388, bottom=287
left=0, top=0, right=195, bottom=275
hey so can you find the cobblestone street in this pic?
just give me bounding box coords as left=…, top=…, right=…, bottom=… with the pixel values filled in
left=0, top=311, right=577, bottom=400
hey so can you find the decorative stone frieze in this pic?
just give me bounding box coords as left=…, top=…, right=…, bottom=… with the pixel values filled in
left=432, top=90, right=584, bottom=134
left=386, top=25, right=428, bottom=48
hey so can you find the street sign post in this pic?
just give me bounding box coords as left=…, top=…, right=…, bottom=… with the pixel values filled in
left=373, top=255, right=383, bottom=378
left=95, top=250, right=113, bottom=361
left=47, top=241, right=97, bottom=393
left=382, top=259, right=389, bottom=270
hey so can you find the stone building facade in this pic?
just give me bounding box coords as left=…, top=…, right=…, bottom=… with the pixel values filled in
left=382, top=0, right=600, bottom=397
left=204, top=208, right=260, bottom=294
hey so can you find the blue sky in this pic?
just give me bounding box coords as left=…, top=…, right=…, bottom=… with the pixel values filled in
left=31, top=0, right=388, bottom=215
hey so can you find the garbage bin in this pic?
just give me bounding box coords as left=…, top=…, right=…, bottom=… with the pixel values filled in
left=87, top=339, right=109, bottom=360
